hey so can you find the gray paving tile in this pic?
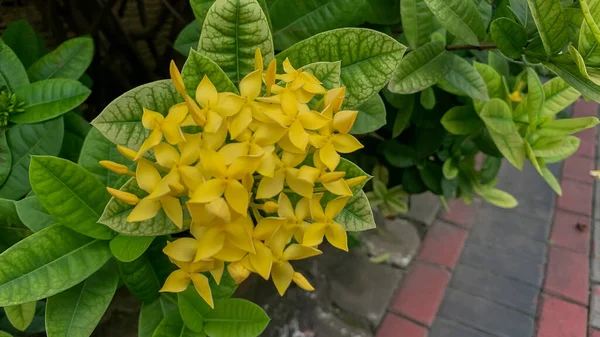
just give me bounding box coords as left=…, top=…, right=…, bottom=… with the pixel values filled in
left=430, top=318, right=495, bottom=337
left=473, top=205, right=552, bottom=242
left=459, top=241, right=545, bottom=286
left=438, top=289, right=535, bottom=337
left=449, top=265, right=539, bottom=315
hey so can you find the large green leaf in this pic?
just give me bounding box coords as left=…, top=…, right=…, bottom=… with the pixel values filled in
left=45, top=261, right=119, bottom=337
left=540, top=77, right=581, bottom=117
left=350, top=94, right=386, bottom=134
left=15, top=196, right=55, bottom=233
left=0, top=199, right=29, bottom=252
left=388, top=41, right=448, bottom=94
left=477, top=188, right=518, bottom=208
left=182, top=50, right=238, bottom=97
left=190, top=0, right=271, bottom=30
left=480, top=99, right=526, bottom=169
left=490, top=18, right=528, bottom=59
left=118, top=254, right=162, bottom=303
left=401, top=0, right=441, bottom=49
left=365, top=0, right=401, bottom=25
left=538, top=117, right=600, bottom=136
left=301, top=61, right=341, bottom=90
left=422, top=0, right=486, bottom=45
left=110, top=235, right=155, bottom=263
left=527, top=0, right=568, bottom=55
left=60, top=111, right=92, bottom=163
left=29, top=156, right=115, bottom=240
left=0, top=225, right=111, bottom=306
left=526, top=67, right=544, bottom=128
left=0, top=39, right=29, bottom=93
left=0, top=332, right=12, bottom=337
left=198, top=0, right=274, bottom=84
left=10, top=79, right=90, bottom=124
left=27, top=37, right=94, bottom=82
left=335, top=190, right=376, bottom=231
left=578, top=0, right=600, bottom=66
left=174, top=21, right=202, bottom=57
left=91, top=80, right=182, bottom=151
left=0, top=132, right=10, bottom=187
left=276, top=28, right=406, bottom=108
left=139, top=295, right=177, bottom=337
left=99, top=177, right=189, bottom=236
left=270, top=0, right=368, bottom=50
left=78, top=128, right=133, bottom=189
left=442, top=53, right=489, bottom=101
left=335, top=158, right=371, bottom=194
left=541, top=161, right=562, bottom=194
left=204, top=299, right=270, bottom=337
left=4, top=301, right=36, bottom=331
left=0, top=118, right=64, bottom=200
left=178, top=287, right=210, bottom=332
left=2, top=20, right=42, bottom=68
left=441, top=105, right=483, bottom=135
left=532, top=136, right=580, bottom=158
left=509, top=0, right=537, bottom=35
left=152, top=310, right=203, bottom=337
left=544, top=61, right=600, bottom=102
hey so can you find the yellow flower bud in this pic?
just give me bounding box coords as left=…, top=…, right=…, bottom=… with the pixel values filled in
left=227, top=261, right=251, bottom=284
left=117, top=145, right=137, bottom=161
left=106, top=187, right=140, bottom=205
left=346, top=176, right=367, bottom=188
left=263, top=201, right=279, bottom=213
left=99, top=160, right=133, bottom=175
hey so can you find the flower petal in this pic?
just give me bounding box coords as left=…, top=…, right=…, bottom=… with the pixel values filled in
left=283, top=244, right=322, bottom=261
left=165, top=103, right=189, bottom=125
left=253, top=123, right=287, bottom=147
left=302, top=222, right=328, bottom=247
left=319, top=171, right=346, bottom=183
left=265, top=59, right=277, bottom=95
left=298, top=109, right=330, bottom=130
left=190, top=273, right=215, bottom=308
left=297, top=165, right=320, bottom=184
left=254, top=217, right=286, bottom=241
left=206, top=197, right=231, bottom=222
left=326, top=222, right=349, bottom=251
left=135, top=128, right=163, bottom=160
left=196, top=75, right=219, bottom=109
left=210, top=260, right=225, bottom=284
left=213, top=240, right=248, bottom=262
left=227, top=261, right=251, bottom=284
left=294, top=198, right=311, bottom=221
left=205, top=110, right=224, bottom=133
left=323, top=179, right=352, bottom=197
left=117, top=145, right=137, bottom=161
left=230, top=106, right=253, bottom=140
left=160, top=269, right=190, bottom=293
left=142, top=108, right=164, bottom=130
left=199, top=149, right=228, bottom=178
left=190, top=178, right=227, bottom=203
left=219, top=142, right=250, bottom=166
left=292, top=272, right=315, bottom=291
left=225, top=180, right=249, bottom=215
left=325, top=196, right=350, bottom=219
left=227, top=155, right=261, bottom=180
left=288, top=120, right=309, bottom=150
left=333, top=110, right=358, bottom=134
left=286, top=168, right=313, bottom=198
left=277, top=193, right=294, bottom=219
left=169, top=61, right=186, bottom=95
left=185, top=95, right=206, bottom=126
left=154, top=142, right=179, bottom=168
left=319, top=142, right=340, bottom=171
left=127, top=198, right=161, bottom=222
left=281, top=151, right=306, bottom=168
left=332, top=134, right=363, bottom=153
left=160, top=196, right=184, bottom=228
left=163, top=238, right=198, bottom=262
left=281, top=88, right=298, bottom=116
left=162, top=124, right=185, bottom=145
left=249, top=241, right=273, bottom=280
left=195, top=226, right=226, bottom=260
left=256, top=171, right=285, bottom=199
left=271, top=261, right=294, bottom=296
left=179, top=166, right=204, bottom=191
left=240, top=69, right=262, bottom=100
left=213, top=94, right=245, bottom=117
left=310, top=193, right=326, bottom=221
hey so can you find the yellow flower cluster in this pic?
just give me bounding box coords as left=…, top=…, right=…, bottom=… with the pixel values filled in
left=101, top=49, right=366, bottom=308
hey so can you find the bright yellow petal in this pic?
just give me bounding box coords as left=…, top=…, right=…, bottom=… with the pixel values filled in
left=281, top=88, right=298, bottom=116
left=333, top=110, right=358, bottom=134
left=170, top=61, right=186, bottom=95
left=142, top=108, right=164, bottom=130
left=195, top=226, right=226, bottom=260
left=298, top=109, right=330, bottom=130
left=324, top=87, right=346, bottom=112
left=271, top=261, right=294, bottom=296
left=227, top=261, right=251, bottom=284
left=319, top=142, right=340, bottom=171
left=225, top=217, right=255, bottom=254
left=256, top=171, right=285, bottom=199
left=319, top=171, right=346, bottom=183
left=214, top=241, right=248, bottom=261
left=190, top=273, right=214, bottom=308
left=162, top=124, right=185, bottom=145
left=325, top=196, right=350, bottom=219
left=179, top=134, right=201, bottom=165
left=230, top=106, right=253, bottom=140
left=190, top=178, right=227, bottom=203
left=240, top=69, right=262, bottom=100
left=263, top=201, right=279, bottom=213
left=277, top=193, right=294, bottom=219
left=154, top=142, right=179, bottom=168
left=202, top=123, right=227, bottom=150
left=135, top=128, right=163, bottom=160
left=249, top=241, right=273, bottom=280
left=219, top=142, right=250, bottom=165
left=165, top=103, right=189, bottom=125
left=285, top=168, right=313, bottom=198
left=310, top=193, right=326, bottom=221
left=264, top=59, right=277, bottom=95
left=297, top=165, right=320, bottom=184
left=205, top=110, right=224, bottom=133
left=185, top=95, right=206, bottom=126
left=136, top=159, right=161, bottom=193
left=147, top=168, right=180, bottom=199
left=332, top=134, right=363, bottom=153
left=294, top=198, right=311, bottom=221
left=127, top=198, right=161, bottom=222
left=179, top=166, right=204, bottom=191
left=283, top=58, right=296, bottom=74
left=288, top=120, right=309, bottom=150
left=346, top=175, right=367, bottom=188
left=283, top=244, right=322, bottom=260
left=254, top=217, right=286, bottom=241
left=225, top=180, right=249, bottom=215
left=206, top=197, right=231, bottom=222
left=199, top=149, right=228, bottom=178
left=188, top=203, right=216, bottom=227
left=253, top=123, right=287, bottom=147
left=160, top=269, right=190, bottom=293
left=326, top=222, right=348, bottom=251
left=278, top=133, right=305, bottom=154
left=163, top=238, right=198, bottom=262
left=227, top=155, right=262, bottom=180
left=292, top=272, right=315, bottom=291
left=254, top=48, right=263, bottom=72
left=256, top=150, right=278, bottom=178
left=210, top=260, right=225, bottom=284
left=160, top=196, right=183, bottom=228
left=308, top=134, right=328, bottom=149
left=106, top=187, right=139, bottom=205
left=302, top=222, right=328, bottom=247
left=213, top=94, right=245, bottom=117
left=196, top=75, right=219, bottom=109
left=323, top=179, right=352, bottom=197
left=281, top=151, right=306, bottom=168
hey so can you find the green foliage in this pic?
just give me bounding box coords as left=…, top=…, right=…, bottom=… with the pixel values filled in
left=15, top=196, right=55, bottom=232
left=4, top=302, right=36, bottom=331
left=27, top=37, right=94, bottom=82
left=110, top=235, right=155, bottom=262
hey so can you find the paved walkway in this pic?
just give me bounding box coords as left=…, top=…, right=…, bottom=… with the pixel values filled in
left=376, top=100, right=599, bottom=337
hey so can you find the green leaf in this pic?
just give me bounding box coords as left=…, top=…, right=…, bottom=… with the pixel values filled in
left=27, top=37, right=94, bottom=82
left=334, top=158, right=371, bottom=194
left=441, top=105, right=483, bottom=135
left=388, top=41, right=448, bottom=94
left=569, top=45, right=590, bottom=80
left=60, top=111, right=91, bottom=163
left=139, top=295, right=177, bottom=337
left=209, top=271, right=238, bottom=300
left=78, top=128, right=133, bottom=189
left=10, top=79, right=90, bottom=124
left=532, top=136, right=580, bottom=158
left=420, top=87, right=436, bottom=109
left=100, top=177, right=189, bottom=236
left=0, top=132, right=10, bottom=187
left=541, top=161, right=562, bottom=195
left=29, top=156, right=115, bottom=240
left=480, top=156, right=502, bottom=184
left=351, top=94, right=386, bottom=134
left=373, top=179, right=388, bottom=198
left=118, top=253, right=163, bottom=303
left=0, top=198, right=29, bottom=252
left=442, top=53, right=489, bottom=101
left=204, top=299, right=270, bottom=337
left=526, top=68, right=544, bottom=127
left=4, top=302, right=36, bottom=331
left=335, top=190, right=376, bottom=231
left=276, top=28, right=406, bottom=108
left=578, top=0, right=600, bottom=66
left=537, top=117, right=600, bottom=136
left=473, top=61, right=510, bottom=109
left=477, top=188, right=518, bottom=208
left=15, top=196, right=55, bottom=232
left=392, top=96, right=414, bottom=137
left=0, top=225, right=111, bottom=306
left=91, top=80, right=182, bottom=151
left=527, top=0, right=568, bottom=55
left=419, top=161, right=443, bottom=195
left=488, top=51, right=510, bottom=80
left=380, top=141, right=416, bottom=168
left=198, top=0, right=274, bottom=84
left=0, top=118, right=64, bottom=200
left=401, top=0, right=441, bottom=49
left=402, top=166, right=427, bottom=194
left=178, top=287, right=211, bottom=332
left=174, top=21, right=202, bottom=56
left=0, top=332, right=12, bottom=337
left=480, top=99, right=526, bottom=169
left=270, top=0, right=369, bottom=50
left=0, top=39, right=29, bottom=93
left=423, top=0, right=486, bottom=45
left=443, top=158, right=459, bottom=179
left=110, top=235, right=155, bottom=263
left=2, top=20, right=42, bottom=68
left=580, top=0, right=600, bottom=50
left=45, top=261, right=119, bottom=337
left=301, top=61, right=341, bottom=90
left=525, top=141, right=542, bottom=173
left=509, top=0, right=537, bottom=35
left=490, top=18, right=527, bottom=59
left=182, top=50, right=238, bottom=97
left=544, top=61, right=600, bottom=102
left=190, top=0, right=271, bottom=30
left=539, top=77, right=581, bottom=118
left=365, top=0, right=401, bottom=25
left=152, top=310, right=204, bottom=337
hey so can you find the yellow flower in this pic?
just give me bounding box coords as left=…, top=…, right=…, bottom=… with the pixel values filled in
left=255, top=151, right=316, bottom=198
left=135, top=104, right=189, bottom=160
left=269, top=235, right=321, bottom=296
left=276, top=58, right=326, bottom=97
left=254, top=193, right=311, bottom=244
left=303, top=193, right=350, bottom=251
left=190, top=214, right=256, bottom=261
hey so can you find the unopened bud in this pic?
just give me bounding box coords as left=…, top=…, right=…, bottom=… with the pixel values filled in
left=106, top=187, right=140, bottom=205
left=263, top=201, right=279, bottom=213
left=99, top=160, right=133, bottom=175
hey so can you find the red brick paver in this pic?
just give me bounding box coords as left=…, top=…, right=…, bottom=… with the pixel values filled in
left=418, top=221, right=467, bottom=269
left=375, top=314, right=428, bottom=337
left=591, top=329, right=600, bottom=337
left=572, top=100, right=597, bottom=118
left=550, top=210, right=591, bottom=254
left=556, top=179, right=594, bottom=216
left=544, top=246, right=589, bottom=305
left=390, top=263, right=450, bottom=326
left=442, top=200, right=475, bottom=228
left=576, top=127, right=597, bottom=158
left=562, top=155, right=594, bottom=183
left=537, top=295, right=587, bottom=337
